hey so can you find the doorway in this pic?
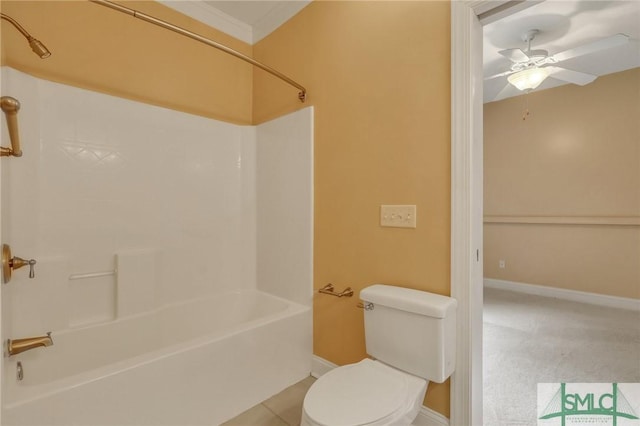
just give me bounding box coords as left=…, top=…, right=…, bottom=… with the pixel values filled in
left=482, top=1, right=640, bottom=423
left=450, top=2, right=552, bottom=425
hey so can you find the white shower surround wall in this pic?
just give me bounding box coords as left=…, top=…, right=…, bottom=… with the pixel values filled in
left=0, top=67, right=313, bottom=424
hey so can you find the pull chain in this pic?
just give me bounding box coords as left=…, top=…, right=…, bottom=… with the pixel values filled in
left=522, top=92, right=530, bottom=121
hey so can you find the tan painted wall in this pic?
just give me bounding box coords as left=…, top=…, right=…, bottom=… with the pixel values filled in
left=253, top=1, right=452, bottom=416
left=1, top=1, right=253, bottom=124
left=484, top=68, right=640, bottom=299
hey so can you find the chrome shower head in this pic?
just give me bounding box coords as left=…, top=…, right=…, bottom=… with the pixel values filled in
left=1, top=13, right=51, bottom=59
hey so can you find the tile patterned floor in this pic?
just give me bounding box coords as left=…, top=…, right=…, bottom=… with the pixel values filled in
left=221, top=376, right=316, bottom=426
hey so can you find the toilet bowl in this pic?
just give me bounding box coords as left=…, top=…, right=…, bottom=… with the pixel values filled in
left=301, top=284, right=457, bottom=426
left=301, top=359, right=427, bottom=426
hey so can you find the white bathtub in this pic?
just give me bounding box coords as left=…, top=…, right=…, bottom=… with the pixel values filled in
left=3, top=290, right=312, bottom=425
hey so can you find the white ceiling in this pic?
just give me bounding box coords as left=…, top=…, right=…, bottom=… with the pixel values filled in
left=160, top=0, right=310, bottom=45
left=484, top=0, right=640, bottom=103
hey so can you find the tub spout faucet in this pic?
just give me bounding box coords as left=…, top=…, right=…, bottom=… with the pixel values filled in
left=7, top=332, right=53, bottom=356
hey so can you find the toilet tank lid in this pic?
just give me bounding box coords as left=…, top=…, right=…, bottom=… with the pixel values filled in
left=360, top=284, right=457, bottom=318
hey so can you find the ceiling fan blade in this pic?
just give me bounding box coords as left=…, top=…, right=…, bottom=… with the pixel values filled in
left=545, top=66, right=597, bottom=86
left=485, top=69, right=516, bottom=80
left=551, top=34, right=630, bottom=63
left=499, top=48, right=531, bottom=63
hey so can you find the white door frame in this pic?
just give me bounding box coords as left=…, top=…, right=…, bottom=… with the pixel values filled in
left=450, top=2, right=543, bottom=424
left=450, top=2, right=484, bottom=425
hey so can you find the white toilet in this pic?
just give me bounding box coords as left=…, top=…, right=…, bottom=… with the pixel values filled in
left=302, top=284, right=457, bottom=426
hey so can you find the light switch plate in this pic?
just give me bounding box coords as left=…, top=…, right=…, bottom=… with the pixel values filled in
left=380, top=205, right=417, bottom=228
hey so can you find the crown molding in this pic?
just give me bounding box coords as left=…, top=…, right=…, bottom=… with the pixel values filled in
left=158, top=1, right=253, bottom=44
left=252, top=1, right=311, bottom=44
left=158, top=1, right=311, bottom=45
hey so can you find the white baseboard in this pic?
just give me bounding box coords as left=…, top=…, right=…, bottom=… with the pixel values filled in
left=311, top=354, right=337, bottom=378
left=311, top=355, right=449, bottom=426
left=484, top=278, right=640, bottom=311
left=413, top=407, right=450, bottom=426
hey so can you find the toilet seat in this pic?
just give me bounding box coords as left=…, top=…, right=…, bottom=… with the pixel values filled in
left=302, top=359, right=427, bottom=426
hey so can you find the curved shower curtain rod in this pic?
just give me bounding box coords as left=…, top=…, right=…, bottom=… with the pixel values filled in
left=89, top=0, right=307, bottom=102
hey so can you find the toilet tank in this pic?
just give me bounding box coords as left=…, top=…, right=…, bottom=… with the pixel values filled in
left=360, top=284, right=456, bottom=383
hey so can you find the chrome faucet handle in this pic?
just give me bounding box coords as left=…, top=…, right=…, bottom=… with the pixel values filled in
left=27, top=259, right=36, bottom=278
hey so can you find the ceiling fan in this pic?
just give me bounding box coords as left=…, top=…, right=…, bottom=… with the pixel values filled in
left=486, top=29, right=630, bottom=100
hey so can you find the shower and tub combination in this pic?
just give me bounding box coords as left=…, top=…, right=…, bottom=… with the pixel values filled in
left=4, top=286, right=311, bottom=425
left=1, top=6, right=313, bottom=424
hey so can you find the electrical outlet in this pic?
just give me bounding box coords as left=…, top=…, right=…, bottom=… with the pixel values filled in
left=380, top=205, right=417, bottom=228
left=499, top=260, right=505, bottom=269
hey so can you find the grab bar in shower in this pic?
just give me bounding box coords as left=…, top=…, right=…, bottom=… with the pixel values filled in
left=1, top=96, right=23, bottom=157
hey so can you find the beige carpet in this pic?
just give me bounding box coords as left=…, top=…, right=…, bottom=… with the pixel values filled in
left=483, top=287, right=640, bottom=426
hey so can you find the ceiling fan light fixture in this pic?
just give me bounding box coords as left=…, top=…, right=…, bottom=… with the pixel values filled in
left=507, top=67, right=549, bottom=91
